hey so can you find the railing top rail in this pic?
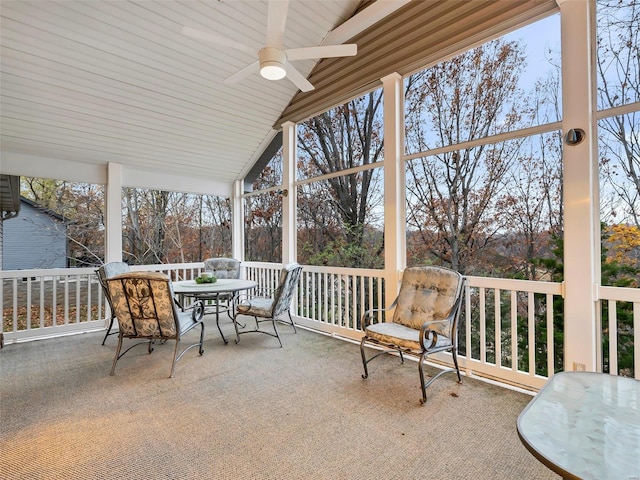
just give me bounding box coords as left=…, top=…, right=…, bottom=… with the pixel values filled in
left=466, top=275, right=562, bottom=294
left=598, top=285, right=640, bottom=303
left=242, top=261, right=384, bottom=277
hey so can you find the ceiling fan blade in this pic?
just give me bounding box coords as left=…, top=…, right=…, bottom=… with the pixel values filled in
left=285, top=44, right=357, bottom=61
left=266, top=0, right=289, bottom=48
left=285, top=63, right=314, bottom=92
left=323, top=0, right=411, bottom=45
left=224, top=61, right=260, bottom=85
left=182, top=26, right=256, bottom=56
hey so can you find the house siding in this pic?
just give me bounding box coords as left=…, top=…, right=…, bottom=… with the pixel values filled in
left=2, top=201, right=67, bottom=270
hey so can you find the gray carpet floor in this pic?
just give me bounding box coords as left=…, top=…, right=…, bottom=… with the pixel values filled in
left=0, top=319, right=558, bottom=479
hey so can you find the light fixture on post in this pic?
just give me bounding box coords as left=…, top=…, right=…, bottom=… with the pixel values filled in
left=565, top=128, right=586, bottom=146
left=259, top=47, right=286, bottom=80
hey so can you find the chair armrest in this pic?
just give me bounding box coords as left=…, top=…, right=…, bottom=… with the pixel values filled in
left=361, top=299, right=397, bottom=329
left=191, top=300, right=205, bottom=322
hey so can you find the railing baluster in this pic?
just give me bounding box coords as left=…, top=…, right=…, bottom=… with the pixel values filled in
left=608, top=299, right=618, bottom=376
left=546, top=293, right=554, bottom=377
left=528, top=292, right=535, bottom=376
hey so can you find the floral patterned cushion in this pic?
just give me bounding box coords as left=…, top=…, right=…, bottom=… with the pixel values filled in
left=107, top=272, right=178, bottom=338
left=203, top=258, right=241, bottom=279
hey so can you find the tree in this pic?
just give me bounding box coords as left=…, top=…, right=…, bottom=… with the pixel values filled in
left=597, top=0, right=640, bottom=227
left=405, top=39, right=527, bottom=274
left=245, top=162, right=283, bottom=263
left=297, top=91, right=384, bottom=268
left=21, top=178, right=105, bottom=267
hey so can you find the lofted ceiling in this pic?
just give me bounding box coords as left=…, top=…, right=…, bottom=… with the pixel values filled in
left=0, top=0, right=375, bottom=185
left=0, top=0, right=556, bottom=193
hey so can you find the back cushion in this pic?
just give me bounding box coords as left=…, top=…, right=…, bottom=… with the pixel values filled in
left=392, top=267, right=461, bottom=334
left=204, top=258, right=241, bottom=279
left=108, top=272, right=177, bottom=337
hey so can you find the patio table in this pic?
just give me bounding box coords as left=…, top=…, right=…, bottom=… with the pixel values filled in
left=173, top=279, right=257, bottom=344
left=517, top=371, right=640, bottom=480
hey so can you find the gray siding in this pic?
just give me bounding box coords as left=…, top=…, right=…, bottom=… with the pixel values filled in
left=2, top=202, right=67, bottom=270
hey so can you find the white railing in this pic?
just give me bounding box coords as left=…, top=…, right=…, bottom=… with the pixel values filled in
left=0, top=263, right=205, bottom=343
left=598, top=285, right=640, bottom=379
left=3, top=262, right=638, bottom=389
left=2, top=267, right=106, bottom=342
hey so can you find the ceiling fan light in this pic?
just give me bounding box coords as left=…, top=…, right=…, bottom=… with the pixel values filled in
left=260, top=63, right=286, bottom=80
left=259, top=47, right=287, bottom=81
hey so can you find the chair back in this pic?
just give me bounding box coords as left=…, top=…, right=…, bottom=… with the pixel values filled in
left=107, top=272, right=179, bottom=339
left=204, top=258, right=241, bottom=279
left=393, top=266, right=463, bottom=338
left=271, top=263, right=303, bottom=318
left=96, top=262, right=130, bottom=309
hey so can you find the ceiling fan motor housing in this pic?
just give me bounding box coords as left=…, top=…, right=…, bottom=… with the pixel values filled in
left=259, top=47, right=287, bottom=80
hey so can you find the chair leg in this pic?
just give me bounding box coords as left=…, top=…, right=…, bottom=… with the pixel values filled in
left=286, top=310, right=297, bottom=333
left=418, top=354, right=428, bottom=405
left=233, top=315, right=242, bottom=344
left=101, top=315, right=115, bottom=345
left=360, top=337, right=370, bottom=379
left=169, top=338, right=180, bottom=378
left=198, top=322, right=205, bottom=355
left=452, top=347, right=462, bottom=382
left=110, top=335, right=124, bottom=375
left=271, top=318, right=283, bottom=347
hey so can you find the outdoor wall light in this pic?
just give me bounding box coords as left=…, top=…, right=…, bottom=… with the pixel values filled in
left=276, top=189, right=288, bottom=197
left=565, top=128, right=586, bottom=146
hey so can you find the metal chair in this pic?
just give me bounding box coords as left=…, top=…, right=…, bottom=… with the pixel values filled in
left=200, top=257, right=242, bottom=319
left=232, top=263, right=303, bottom=347
left=360, top=266, right=466, bottom=404
left=203, top=257, right=241, bottom=279
left=96, top=261, right=130, bottom=345
left=106, top=271, right=205, bottom=377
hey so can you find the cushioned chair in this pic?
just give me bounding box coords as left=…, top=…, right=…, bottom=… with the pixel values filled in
left=232, top=262, right=303, bottom=347
left=200, top=257, right=242, bottom=319
left=107, top=271, right=205, bottom=377
left=96, top=261, right=131, bottom=345
left=203, top=257, right=241, bottom=279
left=360, top=266, right=466, bottom=404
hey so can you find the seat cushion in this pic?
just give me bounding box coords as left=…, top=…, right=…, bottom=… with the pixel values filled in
left=237, top=297, right=273, bottom=317
left=176, top=309, right=200, bottom=335
left=365, top=322, right=452, bottom=351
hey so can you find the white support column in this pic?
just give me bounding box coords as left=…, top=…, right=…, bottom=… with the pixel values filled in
left=281, top=121, right=297, bottom=265
left=382, top=72, right=406, bottom=293
left=105, top=163, right=123, bottom=263
left=232, top=179, right=244, bottom=261
left=558, top=0, right=599, bottom=372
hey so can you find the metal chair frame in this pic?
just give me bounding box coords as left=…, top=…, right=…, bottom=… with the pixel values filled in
left=107, top=272, right=205, bottom=378
left=95, top=261, right=130, bottom=345
left=232, top=263, right=302, bottom=347
left=360, top=266, right=466, bottom=404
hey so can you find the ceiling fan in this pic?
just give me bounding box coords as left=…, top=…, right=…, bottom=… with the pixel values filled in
left=182, top=0, right=357, bottom=92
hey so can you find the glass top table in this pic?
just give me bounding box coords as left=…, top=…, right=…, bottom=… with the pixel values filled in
left=173, top=279, right=257, bottom=344
left=517, top=371, right=640, bottom=480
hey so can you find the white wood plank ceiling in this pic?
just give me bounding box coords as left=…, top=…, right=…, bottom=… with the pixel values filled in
left=0, top=0, right=365, bottom=185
